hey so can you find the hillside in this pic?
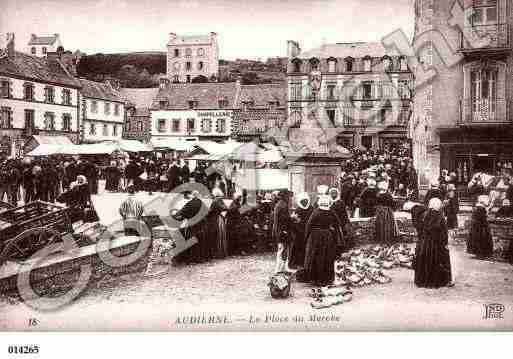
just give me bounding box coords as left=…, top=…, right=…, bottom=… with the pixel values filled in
left=77, top=52, right=286, bottom=88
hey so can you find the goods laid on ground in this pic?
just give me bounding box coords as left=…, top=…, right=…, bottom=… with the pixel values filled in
left=310, top=243, right=414, bottom=309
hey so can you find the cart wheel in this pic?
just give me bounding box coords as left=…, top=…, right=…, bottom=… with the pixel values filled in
left=0, top=227, right=62, bottom=265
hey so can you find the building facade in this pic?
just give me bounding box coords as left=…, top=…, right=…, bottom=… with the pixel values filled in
left=150, top=79, right=236, bottom=141
left=166, top=32, right=219, bottom=83
left=121, top=88, right=159, bottom=142
left=0, top=33, right=81, bottom=157
left=78, top=79, right=126, bottom=143
left=27, top=33, right=63, bottom=57
left=286, top=41, right=413, bottom=151
left=412, top=0, right=513, bottom=190
left=232, top=83, right=287, bottom=142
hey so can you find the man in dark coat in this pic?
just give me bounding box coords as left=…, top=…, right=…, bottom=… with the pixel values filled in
left=272, top=190, right=294, bottom=273
left=22, top=160, right=35, bottom=203
left=180, top=161, right=190, bottom=184
left=125, top=159, right=141, bottom=188
left=167, top=161, right=181, bottom=192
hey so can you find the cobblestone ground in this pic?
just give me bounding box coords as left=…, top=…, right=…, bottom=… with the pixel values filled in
left=1, top=243, right=512, bottom=331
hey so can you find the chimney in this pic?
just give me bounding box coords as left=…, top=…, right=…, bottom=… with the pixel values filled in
left=287, top=40, right=300, bottom=58
left=6, top=33, right=15, bottom=59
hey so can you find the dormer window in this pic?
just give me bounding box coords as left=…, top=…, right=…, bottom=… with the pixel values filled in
left=188, top=100, right=198, bottom=109
left=363, top=56, right=372, bottom=72
left=292, top=58, right=302, bottom=73
left=382, top=56, right=392, bottom=71
left=219, top=98, right=228, bottom=108
left=399, top=56, right=408, bottom=71
left=472, top=0, right=498, bottom=25
left=242, top=100, right=254, bottom=110
left=159, top=100, right=168, bottom=109
left=327, top=58, right=337, bottom=73
left=345, top=57, right=354, bottom=72
left=309, top=58, right=320, bottom=72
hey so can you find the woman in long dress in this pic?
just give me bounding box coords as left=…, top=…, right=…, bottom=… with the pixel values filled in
left=104, top=160, right=121, bottom=192
left=358, top=178, right=378, bottom=218
left=226, top=192, right=242, bottom=255
left=290, top=192, right=313, bottom=269
left=329, top=187, right=350, bottom=250
left=303, top=195, right=344, bottom=286
left=414, top=198, right=453, bottom=288
left=467, top=195, right=493, bottom=258
left=207, top=188, right=229, bottom=259
left=444, top=184, right=459, bottom=230
left=375, top=181, right=396, bottom=244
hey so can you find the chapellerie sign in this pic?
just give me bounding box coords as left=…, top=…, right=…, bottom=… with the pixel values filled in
left=196, top=111, right=232, bottom=117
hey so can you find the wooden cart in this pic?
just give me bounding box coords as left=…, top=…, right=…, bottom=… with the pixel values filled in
left=0, top=201, right=73, bottom=265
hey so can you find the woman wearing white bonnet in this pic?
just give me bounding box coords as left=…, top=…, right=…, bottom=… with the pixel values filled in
left=289, top=192, right=313, bottom=269
left=467, top=195, right=493, bottom=258
left=207, top=186, right=229, bottom=259
left=414, top=197, right=453, bottom=288
left=358, top=178, right=379, bottom=218
left=302, top=194, right=344, bottom=286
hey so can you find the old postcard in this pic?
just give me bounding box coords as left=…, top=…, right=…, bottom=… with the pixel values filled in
left=0, top=0, right=512, bottom=334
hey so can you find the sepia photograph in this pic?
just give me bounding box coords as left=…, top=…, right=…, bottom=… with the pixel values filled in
left=0, top=0, right=512, bottom=337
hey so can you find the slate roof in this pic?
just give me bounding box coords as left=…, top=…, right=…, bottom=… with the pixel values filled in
left=168, top=34, right=213, bottom=45
left=0, top=51, right=80, bottom=88
left=28, top=34, right=58, bottom=46
left=298, top=41, right=401, bottom=59
left=78, top=78, right=126, bottom=103
left=236, top=83, right=287, bottom=108
left=153, top=82, right=238, bottom=110
left=120, top=87, right=159, bottom=116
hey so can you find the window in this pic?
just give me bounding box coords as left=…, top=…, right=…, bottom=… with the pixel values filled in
left=91, top=100, right=98, bottom=113
left=326, top=84, right=336, bottom=100
left=186, top=62, right=192, bottom=71
left=186, top=118, right=195, bottom=133
left=290, top=83, right=302, bottom=101
left=114, top=104, right=120, bottom=116
left=23, top=83, right=34, bottom=101
left=186, top=75, right=191, bottom=83
left=90, top=123, right=96, bottom=135
left=363, top=57, right=372, bottom=72
left=197, top=48, right=205, bottom=56
left=174, top=49, right=180, bottom=57
left=104, top=102, right=111, bottom=115
left=216, top=119, right=226, bottom=133
left=31, top=47, right=36, bottom=55
left=138, top=121, right=143, bottom=131
left=172, top=119, right=180, bottom=132
left=173, top=62, right=180, bottom=71
left=398, top=80, right=410, bottom=99
left=42, top=47, right=47, bottom=55
left=44, top=86, right=55, bottom=103
left=326, top=109, right=336, bottom=126
left=472, top=0, right=498, bottom=25
left=328, top=59, right=337, bottom=73
left=219, top=99, right=228, bottom=108
left=43, top=112, right=55, bottom=130
left=363, top=82, right=373, bottom=99
left=103, top=124, right=108, bottom=136
left=1, top=80, right=11, bottom=98
left=379, top=109, right=387, bottom=123
left=159, top=100, right=168, bottom=109
left=25, top=110, right=35, bottom=130
left=345, top=58, right=353, bottom=72
left=113, top=124, right=118, bottom=136
left=62, top=113, right=71, bottom=131
left=309, top=58, right=320, bottom=72
left=198, top=61, right=204, bottom=70
left=172, top=75, right=179, bottom=83
left=382, top=56, right=392, bottom=71
left=188, top=100, right=197, bottom=109
left=289, top=110, right=302, bottom=128
left=0, top=107, right=13, bottom=129
left=399, top=57, right=408, bottom=71
left=185, top=48, right=192, bottom=57
left=201, top=119, right=212, bottom=133
left=292, top=59, right=302, bottom=73
left=242, top=100, right=254, bottom=109
left=62, top=89, right=72, bottom=105
left=157, top=119, right=166, bottom=133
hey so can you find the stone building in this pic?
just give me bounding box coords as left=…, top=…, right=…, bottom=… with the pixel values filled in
left=286, top=40, right=413, bottom=151
left=78, top=78, right=126, bottom=143
left=412, top=0, right=513, bottom=190
left=0, top=33, right=81, bottom=157
left=166, top=32, right=219, bottom=83
left=121, top=87, right=159, bottom=142
left=27, top=33, right=63, bottom=57
left=231, top=83, right=287, bottom=142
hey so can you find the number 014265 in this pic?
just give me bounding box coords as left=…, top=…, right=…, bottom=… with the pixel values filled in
left=8, top=345, right=39, bottom=354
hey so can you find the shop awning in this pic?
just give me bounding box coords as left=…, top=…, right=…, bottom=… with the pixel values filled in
left=150, top=137, right=199, bottom=152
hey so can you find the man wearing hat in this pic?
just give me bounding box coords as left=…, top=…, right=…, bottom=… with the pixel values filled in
left=273, top=189, right=294, bottom=273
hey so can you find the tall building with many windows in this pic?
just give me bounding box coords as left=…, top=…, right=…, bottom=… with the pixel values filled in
left=286, top=40, right=413, bottom=151
left=412, top=0, right=513, bottom=190
left=166, top=32, right=219, bottom=83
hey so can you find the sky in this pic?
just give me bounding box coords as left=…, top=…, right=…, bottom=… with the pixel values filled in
left=1, top=0, right=414, bottom=60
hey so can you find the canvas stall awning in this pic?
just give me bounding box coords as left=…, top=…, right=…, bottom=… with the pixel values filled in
left=150, top=137, right=199, bottom=152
